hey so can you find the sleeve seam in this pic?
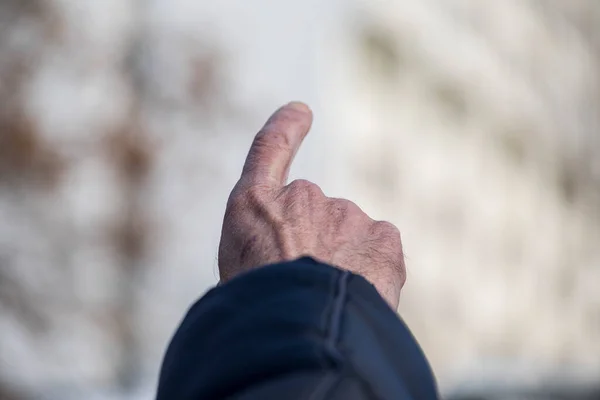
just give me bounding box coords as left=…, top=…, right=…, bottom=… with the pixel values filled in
left=323, top=270, right=349, bottom=365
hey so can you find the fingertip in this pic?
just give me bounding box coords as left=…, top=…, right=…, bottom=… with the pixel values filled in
left=264, top=101, right=313, bottom=131
left=285, top=101, right=312, bottom=115
left=282, top=101, right=313, bottom=139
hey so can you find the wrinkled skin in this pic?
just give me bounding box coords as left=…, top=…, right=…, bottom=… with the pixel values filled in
left=218, top=102, right=406, bottom=309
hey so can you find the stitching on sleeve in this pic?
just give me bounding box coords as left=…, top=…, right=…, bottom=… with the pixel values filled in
left=324, top=270, right=349, bottom=363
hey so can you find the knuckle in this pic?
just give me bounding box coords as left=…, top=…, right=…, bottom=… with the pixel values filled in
left=335, top=199, right=352, bottom=213
left=335, top=198, right=361, bottom=215
left=399, top=268, right=407, bottom=288
left=395, top=255, right=407, bottom=289
left=327, top=198, right=362, bottom=222
left=281, top=180, right=321, bottom=214
left=287, top=179, right=322, bottom=198
left=371, top=220, right=401, bottom=241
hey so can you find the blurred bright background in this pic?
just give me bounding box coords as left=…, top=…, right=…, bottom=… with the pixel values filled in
left=0, top=0, right=599, bottom=399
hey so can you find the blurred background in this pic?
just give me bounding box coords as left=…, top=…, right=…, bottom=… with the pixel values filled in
left=0, top=0, right=599, bottom=399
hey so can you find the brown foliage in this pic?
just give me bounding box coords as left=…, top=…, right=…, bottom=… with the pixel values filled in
left=106, top=122, right=153, bottom=186
left=0, top=112, right=64, bottom=188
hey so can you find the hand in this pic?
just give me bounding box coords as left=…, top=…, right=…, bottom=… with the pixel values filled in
left=217, top=102, right=406, bottom=308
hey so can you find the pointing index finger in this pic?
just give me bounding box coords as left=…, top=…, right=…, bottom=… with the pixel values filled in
left=240, top=102, right=313, bottom=187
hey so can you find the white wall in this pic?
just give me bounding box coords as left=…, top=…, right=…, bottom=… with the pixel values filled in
left=0, top=0, right=598, bottom=397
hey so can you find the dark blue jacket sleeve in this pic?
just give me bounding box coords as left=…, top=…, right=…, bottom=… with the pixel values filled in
left=156, top=257, right=439, bottom=399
